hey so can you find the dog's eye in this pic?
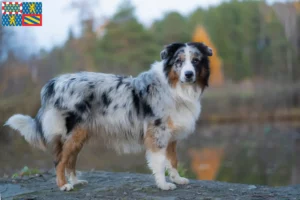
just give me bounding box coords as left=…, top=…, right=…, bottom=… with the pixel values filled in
left=192, top=58, right=200, bottom=64
left=175, top=59, right=181, bottom=64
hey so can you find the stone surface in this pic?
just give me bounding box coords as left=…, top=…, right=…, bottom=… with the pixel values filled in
left=0, top=171, right=300, bottom=200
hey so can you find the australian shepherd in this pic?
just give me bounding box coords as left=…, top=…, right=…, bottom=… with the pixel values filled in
left=5, top=42, right=212, bottom=191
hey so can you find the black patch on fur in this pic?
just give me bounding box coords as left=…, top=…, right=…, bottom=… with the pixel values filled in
left=89, top=93, right=94, bottom=101
left=102, top=92, right=112, bottom=107
left=43, top=79, right=56, bottom=101
left=108, top=87, right=113, bottom=94
left=54, top=97, right=62, bottom=108
left=154, top=118, right=162, bottom=126
left=187, top=42, right=213, bottom=57
left=132, top=89, right=140, bottom=115
left=66, top=78, right=76, bottom=89
left=139, top=130, right=144, bottom=141
left=85, top=100, right=91, bottom=109
left=187, top=42, right=211, bottom=89
left=161, top=43, right=185, bottom=78
left=65, top=111, right=82, bottom=134
left=113, top=105, right=118, bottom=110
left=35, top=109, right=46, bottom=145
left=132, top=88, right=153, bottom=117
left=70, top=90, right=74, bottom=96
left=116, top=75, right=129, bottom=90
left=116, top=76, right=124, bottom=89
left=88, top=81, right=95, bottom=89
left=139, top=90, right=143, bottom=97
left=146, top=85, right=151, bottom=93
left=76, top=101, right=90, bottom=113
left=142, top=102, right=154, bottom=117
left=102, top=111, right=107, bottom=115
left=199, top=56, right=210, bottom=87
left=35, top=117, right=43, bottom=136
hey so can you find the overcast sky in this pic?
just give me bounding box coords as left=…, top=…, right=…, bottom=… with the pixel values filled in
left=4, top=0, right=290, bottom=52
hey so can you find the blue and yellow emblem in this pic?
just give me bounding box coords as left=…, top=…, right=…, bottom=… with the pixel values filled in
left=22, top=2, right=42, bottom=14
left=22, top=14, right=42, bottom=26
left=2, top=14, right=22, bottom=26
left=2, top=2, right=42, bottom=26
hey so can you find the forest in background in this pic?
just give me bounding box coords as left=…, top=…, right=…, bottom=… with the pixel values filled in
left=1, top=0, right=300, bottom=124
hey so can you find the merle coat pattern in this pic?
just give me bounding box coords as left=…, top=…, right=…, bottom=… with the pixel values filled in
left=6, top=42, right=212, bottom=191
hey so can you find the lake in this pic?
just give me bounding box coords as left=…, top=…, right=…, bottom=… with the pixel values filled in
left=1, top=122, right=299, bottom=186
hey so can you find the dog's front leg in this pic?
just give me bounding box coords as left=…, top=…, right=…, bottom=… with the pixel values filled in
left=146, top=148, right=176, bottom=190
left=166, top=141, right=189, bottom=184
left=144, top=122, right=176, bottom=190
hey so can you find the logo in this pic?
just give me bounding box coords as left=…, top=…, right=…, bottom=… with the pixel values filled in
left=2, top=2, right=42, bottom=26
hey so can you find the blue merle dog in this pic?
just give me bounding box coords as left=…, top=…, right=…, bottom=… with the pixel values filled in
left=5, top=42, right=212, bottom=191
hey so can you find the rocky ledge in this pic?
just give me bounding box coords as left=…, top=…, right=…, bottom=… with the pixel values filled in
left=0, top=171, right=300, bottom=200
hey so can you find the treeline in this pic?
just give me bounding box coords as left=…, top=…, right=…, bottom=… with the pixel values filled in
left=1, top=0, right=300, bottom=96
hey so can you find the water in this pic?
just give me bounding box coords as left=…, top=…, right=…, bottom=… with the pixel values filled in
left=1, top=122, right=299, bottom=186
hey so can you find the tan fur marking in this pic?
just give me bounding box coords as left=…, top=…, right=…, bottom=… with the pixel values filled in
left=66, top=154, right=79, bottom=177
left=144, top=125, right=159, bottom=152
left=168, top=68, right=179, bottom=88
left=56, top=127, right=89, bottom=187
left=178, top=52, right=185, bottom=61
left=166, top=141, right=177, bottom=168
left=167, top=117, right=176, bottom=132
left=53, top=136, right=63, bottom=168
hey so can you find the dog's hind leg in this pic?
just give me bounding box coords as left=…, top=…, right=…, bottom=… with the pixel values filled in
left=166, top=141, right=189, bottom=185
left=53, top=136, right=63, bottom=169
left=65, top=134, right=89, bottom=186
left=56, top=127, right=89, bottom=191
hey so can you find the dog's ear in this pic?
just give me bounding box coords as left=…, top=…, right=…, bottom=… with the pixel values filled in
left=160, top=43, right=185, bottom=60
left=188, top=42, right=213, bottom=57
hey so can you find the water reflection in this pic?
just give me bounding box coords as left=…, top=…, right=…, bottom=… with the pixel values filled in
left=189, top=148, right=224, bottom=180
left=1, top=122, right=299, bottom=186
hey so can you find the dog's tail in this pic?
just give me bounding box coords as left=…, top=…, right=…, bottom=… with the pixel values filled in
left=5, top=114, right=46, bottom=150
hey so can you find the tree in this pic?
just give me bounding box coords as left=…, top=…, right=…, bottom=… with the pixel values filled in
left=193, top=25, right=224, bottom=86
left=93, top=1, right=160, bottom=75
left=151, top=12, right=190, bottom=45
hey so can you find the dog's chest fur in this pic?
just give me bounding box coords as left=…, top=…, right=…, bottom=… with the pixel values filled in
left=169, top=85, right=202, bottom=140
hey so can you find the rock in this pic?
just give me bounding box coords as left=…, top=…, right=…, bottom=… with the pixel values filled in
left=0, top=171, right=299, bottom=200
left=247, top=185, right=257, bottom=190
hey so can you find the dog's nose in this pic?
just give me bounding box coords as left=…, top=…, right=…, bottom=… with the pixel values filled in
left=185, top=71, right=194, bottom=79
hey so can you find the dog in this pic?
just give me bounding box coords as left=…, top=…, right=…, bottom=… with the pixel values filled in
left=5, top=42, right=212, bottom=191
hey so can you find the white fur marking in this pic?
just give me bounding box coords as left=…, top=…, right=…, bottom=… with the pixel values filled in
left=166, top=160, right=189, bottom=185
left=5, top=114, right=46, bottom=150
left=180, top=45, right=196, bottom=83
left=60, top=183, right=74, bottom=191
left=146, top=149, right=176, bottom=190
left=42, top=108, right=67, bottom=142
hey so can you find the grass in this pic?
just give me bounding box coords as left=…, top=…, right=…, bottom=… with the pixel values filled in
left=12, top=166, right=41, bottom=178
left=165, top=163, right=196, bottom=179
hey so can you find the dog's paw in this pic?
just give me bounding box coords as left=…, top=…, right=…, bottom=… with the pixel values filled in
left=71, top=179, right=88, bottom=186
left=157, top=182, right=177, bottom=190
left=170, top=176, right=189, bottom=185
left=60, top=183, right=74, bottom=191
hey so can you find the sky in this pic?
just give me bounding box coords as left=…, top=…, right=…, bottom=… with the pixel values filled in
left=3, top=0, right=290, bottom=53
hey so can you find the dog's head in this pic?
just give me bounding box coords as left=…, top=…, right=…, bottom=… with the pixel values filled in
left=161, top=42, right=212, bottom=90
